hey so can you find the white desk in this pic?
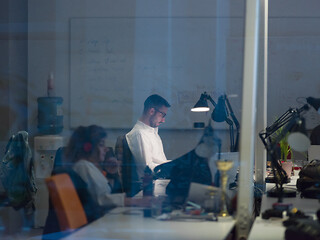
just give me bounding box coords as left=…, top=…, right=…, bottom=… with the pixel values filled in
left=62, top=207, right=235, bottom=240
left=248, top=175, right=319, bottom=240
left=262, top=174, right=319, bottom=214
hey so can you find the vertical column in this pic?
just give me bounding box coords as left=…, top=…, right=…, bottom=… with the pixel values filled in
left=236, top=0, right=266, bottom=239
left=255, top=0, right=268, bottom=196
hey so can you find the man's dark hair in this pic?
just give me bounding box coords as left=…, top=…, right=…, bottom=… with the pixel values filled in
left=143, top=94, right=171, bottom=114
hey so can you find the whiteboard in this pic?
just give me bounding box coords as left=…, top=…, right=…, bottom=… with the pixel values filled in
left=70, top=17, right=244, bottom=129
left=70, top=17, right=320, bottom=130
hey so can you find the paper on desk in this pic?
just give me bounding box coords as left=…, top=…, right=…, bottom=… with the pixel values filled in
left=188, top=182, right=219, bottom=207
left=153, top=179, right=170, bottom=197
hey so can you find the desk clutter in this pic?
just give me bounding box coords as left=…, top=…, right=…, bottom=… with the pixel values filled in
left=249, top=171, right=320, bottom=240
left=283, top=209, right=320, bottom=240
left=140, top=182, right=233, bottom=221
left=261, top=205, right=320, bottom=240
left=251, top=166, right=320, bottom=240
left=140, top=200, right=219, bottom=222
left=114, top=198, right=228, bottom=222
left=296, top=159, right=320, bottom=199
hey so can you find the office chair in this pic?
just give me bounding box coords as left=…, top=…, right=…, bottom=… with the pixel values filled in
left=45, top=173, right=88, bottom=231
left=115, top=135, right=142, bottom=197
left=51, top=146, right=75, bottom=174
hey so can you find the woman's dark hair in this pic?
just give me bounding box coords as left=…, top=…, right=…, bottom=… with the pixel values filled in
left=65, top=125, right=107, bottom=162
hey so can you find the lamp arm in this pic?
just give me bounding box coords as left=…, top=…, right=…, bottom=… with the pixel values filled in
left=265, top=108, right=294, bottom=136
left=217, top=137, right=222, bottom=159
left=262, top=111, right=299, bottom=151
left=260, top=109, right=307, bottom=202
left=265, top=104, right=309, bottom=139
left=269, top=143, right=287, bottom=203
left=261, top=116, right=300, bottom=202
left=259, top=104, right=309, bottom=202
left=224, top=94, right=240, bottom=152
left=205, top=94, right=217, bottom=107
left=224, top=94, right=240, bottom=129
left=234, top=130, right=240, bottom=152
left=259, top=105, right=309, bottom=166
left=229, top=124, right=235, bottom=152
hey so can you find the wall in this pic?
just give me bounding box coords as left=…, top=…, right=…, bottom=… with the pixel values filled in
left=0, top=0, right=28, bottom=159
left=69, top=17, right=244, bottom=130
left=27, top=0, right=320, bottom=159
left=0, top=0, right=29, bottom=233
left=27, top=0, right=244, bottom=158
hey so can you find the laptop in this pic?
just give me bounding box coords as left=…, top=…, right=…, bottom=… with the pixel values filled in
left=187, top=182, right=220, bottom=209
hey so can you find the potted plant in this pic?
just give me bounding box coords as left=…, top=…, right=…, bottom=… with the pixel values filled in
left=278, top=130, right=294, bottom=178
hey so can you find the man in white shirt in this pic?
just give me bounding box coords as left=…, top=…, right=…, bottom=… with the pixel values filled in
left=126, top=94, right=171, bottom=179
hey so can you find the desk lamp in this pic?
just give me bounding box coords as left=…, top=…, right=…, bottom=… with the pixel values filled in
left=192, top=92, right=240, bottom=152
left=307, top=97, right=320, bottom=114
left=191, top=92, right=215, bottom=112
left=259, top=104, right=310, bottom=202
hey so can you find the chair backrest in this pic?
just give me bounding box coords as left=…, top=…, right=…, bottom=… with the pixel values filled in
left=115, top=135, right=142, bottom=197
left=46, top=173, right=88, bottom=231
left=52, top=146, right=74, bottom=174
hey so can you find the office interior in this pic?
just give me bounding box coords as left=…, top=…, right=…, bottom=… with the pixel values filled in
left=1, top=0, right=320, bottom=239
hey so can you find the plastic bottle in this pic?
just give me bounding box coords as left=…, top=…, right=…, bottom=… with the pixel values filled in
left=47, top=72, right=55, bottom=97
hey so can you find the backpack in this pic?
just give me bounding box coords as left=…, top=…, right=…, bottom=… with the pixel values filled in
left=296, top=159, right=320, bottom=199
left=0, top=131, right=37, bottom=210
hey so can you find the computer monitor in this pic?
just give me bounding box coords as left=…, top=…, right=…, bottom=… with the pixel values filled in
left=308, top=145, right=320, bottom=161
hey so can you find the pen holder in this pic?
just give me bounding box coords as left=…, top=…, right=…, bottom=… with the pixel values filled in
left=203, top=191, right=219, bottom=213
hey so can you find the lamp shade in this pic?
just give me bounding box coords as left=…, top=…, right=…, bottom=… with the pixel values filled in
left=211, top=95, right=228, bottom=122
left=191, top=94, right=210, bottom=112
left=287, top=117, right=310, bottom=152
left=288, top=133, right=310, bottom=152
left=307, top=97, right=320, bottom=113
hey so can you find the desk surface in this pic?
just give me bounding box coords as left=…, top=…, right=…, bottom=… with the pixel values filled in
left=248, top=174, right=319, bottom=240
left=262, top=174, right=319, bottom=213
left=62, top=207, right=235, bottom=240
